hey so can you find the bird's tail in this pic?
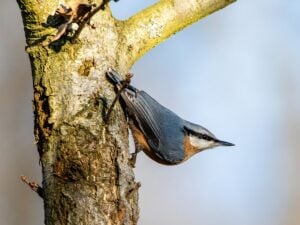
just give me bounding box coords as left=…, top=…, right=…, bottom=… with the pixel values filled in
left=106, top=68, right=123, bottom=88
left=106, top=68, right=138, bottom=93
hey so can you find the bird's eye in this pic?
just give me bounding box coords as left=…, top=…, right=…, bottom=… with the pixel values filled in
left=202, top=134, right=210, bottom=140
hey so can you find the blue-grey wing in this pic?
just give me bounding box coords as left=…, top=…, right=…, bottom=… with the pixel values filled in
left=121, top=89, right=185, bottom=164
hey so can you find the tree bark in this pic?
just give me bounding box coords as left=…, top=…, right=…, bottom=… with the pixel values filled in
left=16, top=0, right=236, bottom=224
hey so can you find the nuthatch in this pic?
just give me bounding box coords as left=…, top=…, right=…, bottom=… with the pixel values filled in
left=106, top=69, right=234, bottom=166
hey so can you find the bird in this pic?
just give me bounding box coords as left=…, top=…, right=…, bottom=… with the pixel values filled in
left=106, top=69, right=234, bottom=166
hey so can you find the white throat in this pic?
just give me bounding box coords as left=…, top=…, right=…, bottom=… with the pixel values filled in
left=189, top=135, right=214, bottom=150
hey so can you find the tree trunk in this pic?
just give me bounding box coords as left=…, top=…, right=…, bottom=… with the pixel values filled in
left=16, top=0, right=235, bottom=224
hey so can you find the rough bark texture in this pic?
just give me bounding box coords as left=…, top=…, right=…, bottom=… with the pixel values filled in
left=16, top=0, right=235, bottom=224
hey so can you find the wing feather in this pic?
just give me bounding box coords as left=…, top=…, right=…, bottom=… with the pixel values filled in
left=121, top=89, right=185, bottom=164
left=121, top=89, right=160, bottom=150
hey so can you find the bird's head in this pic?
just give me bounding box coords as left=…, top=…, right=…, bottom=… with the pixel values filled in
left=183, top=121, right=234, bottom=151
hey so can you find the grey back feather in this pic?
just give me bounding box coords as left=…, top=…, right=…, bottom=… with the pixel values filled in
left=121, top=89, right=185, bottom=164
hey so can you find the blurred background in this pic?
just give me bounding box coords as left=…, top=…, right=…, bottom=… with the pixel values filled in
left=1, top=0, right=300, bottom=225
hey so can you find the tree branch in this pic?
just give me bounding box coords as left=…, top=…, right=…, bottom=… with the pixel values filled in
left=119, top=0, right=236, bottom=67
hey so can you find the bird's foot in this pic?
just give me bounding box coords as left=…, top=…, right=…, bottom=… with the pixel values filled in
left=129, top=149, right=141, bottom=168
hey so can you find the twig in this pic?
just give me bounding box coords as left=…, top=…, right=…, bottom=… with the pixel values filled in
left=104, top=73, right=133, bottom=123
left=71, top=0, right=110, bottom=43
left=20, top=175, right=44, bottom=198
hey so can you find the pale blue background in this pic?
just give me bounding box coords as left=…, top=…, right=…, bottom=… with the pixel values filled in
left=1, top=1, right=299, bottom=225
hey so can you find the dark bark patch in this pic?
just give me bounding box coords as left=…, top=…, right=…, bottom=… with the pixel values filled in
left=53, top=158, right=87, bottom=182
left=33, top=86, right=53, bottom=158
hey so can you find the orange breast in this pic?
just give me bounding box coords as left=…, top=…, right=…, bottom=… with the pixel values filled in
left=130, top=125, right=151, bottom=152
left=183, top=136, right=200, bottom=161
left=130, top=124, right=179, bottom=165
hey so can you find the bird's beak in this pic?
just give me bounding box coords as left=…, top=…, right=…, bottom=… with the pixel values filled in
left=216, top=140, right=235, bottom=146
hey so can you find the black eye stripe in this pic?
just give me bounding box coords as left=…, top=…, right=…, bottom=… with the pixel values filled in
left=201, top=134, right=211, bottom=141
left=184, top=126, right=212, bottom=141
